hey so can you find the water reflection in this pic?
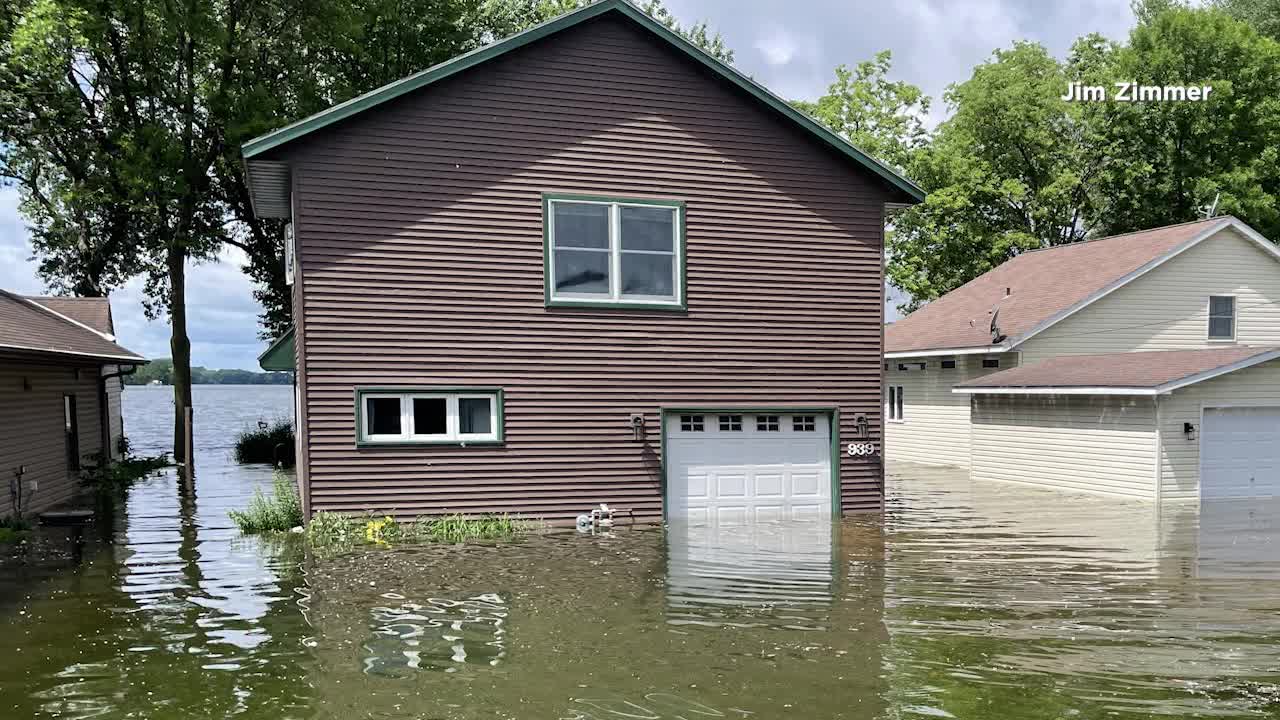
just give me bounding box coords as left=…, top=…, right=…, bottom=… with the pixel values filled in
left=364, top=593, right=507, bottom=676
left=665, top=518, right=835, bottom=630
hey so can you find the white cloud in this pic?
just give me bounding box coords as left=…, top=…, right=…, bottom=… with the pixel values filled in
left=755, top=26, right=798, bottom=66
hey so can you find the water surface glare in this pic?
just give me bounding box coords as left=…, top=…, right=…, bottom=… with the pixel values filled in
left=1, top=388, right=1279, bottom=717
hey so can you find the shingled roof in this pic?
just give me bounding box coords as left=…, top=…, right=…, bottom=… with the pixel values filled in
left=886, top=217, right=1276, bottom=356
left=953, top=346, right=1280, bottom=395
left=0, top=290, right=143, bottom=362
left=27, top=296, right=114, bottom=336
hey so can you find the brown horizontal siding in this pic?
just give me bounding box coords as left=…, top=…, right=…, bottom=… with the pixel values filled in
left=0, top=359, right=105, bottom=517
left=276, top=14, right=890, bottom=521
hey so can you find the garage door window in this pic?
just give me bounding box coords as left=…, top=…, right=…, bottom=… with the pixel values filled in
left=793, top=415, right=816, bottom=432
left=680, top=415, right=705, bottom=432
left=756, top=415, right=780, bottom=431
left=718, top=415, right=743, bottom=431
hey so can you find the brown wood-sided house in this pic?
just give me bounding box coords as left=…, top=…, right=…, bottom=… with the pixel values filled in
left=1, top=290, right=144, bottom=518
left=244, top=0, right=923, bottom=524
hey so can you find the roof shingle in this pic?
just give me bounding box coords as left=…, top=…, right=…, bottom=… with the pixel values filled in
left=0, top=290, right=143, bottom=362
left=954, top=346, right=1280, bottom=392
left=886, top=218, right=1229, bottom=354
left=26, top=296, right=114, bottom=335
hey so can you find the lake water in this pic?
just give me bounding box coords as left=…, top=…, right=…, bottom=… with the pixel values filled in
left=2, top=386, right=1280, bottom=718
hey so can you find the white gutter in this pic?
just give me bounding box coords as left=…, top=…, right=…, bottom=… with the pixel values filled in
left=952, top=386, right=1158, bottom=396
left=0, top=342, right=145, bottom=363
left=885, top=345, right=1010, bottom=359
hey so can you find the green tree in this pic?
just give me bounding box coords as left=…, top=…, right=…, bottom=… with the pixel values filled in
left=792, top=51, right=930, bottom=172
left=887, top=40, right=1115, bottom=311
left=1218, top=0, right=1280, bottom=39
left=1090, top=7, right=1280, bottom=238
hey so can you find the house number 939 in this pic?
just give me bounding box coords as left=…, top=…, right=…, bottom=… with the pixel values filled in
left=847, top=443, right=877, bottom=457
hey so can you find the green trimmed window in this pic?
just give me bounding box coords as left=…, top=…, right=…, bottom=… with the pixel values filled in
left=356, top=388, right=503, bottom=445
left=544, top=194, right=685, bottom=309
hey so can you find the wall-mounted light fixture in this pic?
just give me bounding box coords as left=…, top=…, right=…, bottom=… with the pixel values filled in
left=629, top=413, right=646, bottom=441
left=855, top=413, right=869, bottom=437
left=1183, top=422, right=1197, bottom=440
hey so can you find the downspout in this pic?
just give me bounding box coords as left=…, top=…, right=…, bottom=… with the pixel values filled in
left=100, top=365, right=140, bottom=460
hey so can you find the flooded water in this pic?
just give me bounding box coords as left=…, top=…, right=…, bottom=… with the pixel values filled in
left=3, top=388, right=1280, bottom=718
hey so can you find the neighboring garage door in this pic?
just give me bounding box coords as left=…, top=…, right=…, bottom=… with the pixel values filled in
left=1201, top=407, right=1280, bottom=499
left=665, top=412, right=832, bottom=524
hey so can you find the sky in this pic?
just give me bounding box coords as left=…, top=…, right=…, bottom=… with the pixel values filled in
left=0, top=0, right=1138, bottom=369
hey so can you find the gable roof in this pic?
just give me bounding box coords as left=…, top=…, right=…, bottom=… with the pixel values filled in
left=258, top=327, right=295, bottom=372
left=27, top=296, right=114, bottom=336
left=0, top=290, right=143, bottom=363
left=241, top=0, right=923, bottom=218
left=886, top=217, right=1280, bottom=357
left=953, top=346, right=1280, bottom=395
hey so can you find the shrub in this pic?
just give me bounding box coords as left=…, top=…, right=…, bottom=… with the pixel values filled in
left=306, top=511, right=360, bottom=547
left=0, top=515, right=31, bottom=544
left=300, top=511, right=526, bottom=551
left=80, top=450, right=171, bottom=495
left=417, top=514, right=520, bottom=543
left=229, top=472, right=304, bottom=533
left=233, top=420, right=296, bottom=467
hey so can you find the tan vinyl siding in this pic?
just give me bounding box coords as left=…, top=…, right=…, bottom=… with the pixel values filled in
left=0, top=359, right=104, bottom=517
left=1019, top=227, right=1280, bottom=363
left=1156, top=359, right=1280, bottom=500
left=970, top=395, right=1158, bottom=498
left=275, top=15, right=892, bottom=521
left=883, top=354, right=1014, bottom=468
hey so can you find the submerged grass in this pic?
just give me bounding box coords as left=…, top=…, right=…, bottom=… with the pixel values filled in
left=229, top=472, right=304, bottom=533
left=302, top=511, right=528, bottom=551
left=233, top=420, right=296, bottom=467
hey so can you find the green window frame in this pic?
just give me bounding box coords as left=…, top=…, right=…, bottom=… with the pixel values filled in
left=542, top=193, right=687, bottom=311
left=354, top=387, right=505, bottom=447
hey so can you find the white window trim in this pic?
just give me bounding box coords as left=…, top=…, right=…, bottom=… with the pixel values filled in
left=547, top=197, right=683, bottom=307
left=1207, top=294, right=1237, bottom=342
left=359, top=390, right=501, bottom=444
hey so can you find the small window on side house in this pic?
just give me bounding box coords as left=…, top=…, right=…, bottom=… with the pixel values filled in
left=359, top=389, right=501, bottom=444
left=64, top=394, right=80, bottom=471
left=982, top=358, right=1000, bottom=369
left=941, top=358, right=957, bottom=369
left=1209, top=296, right=1235, bottom=340
left=887, top=386, right=905, bottom=421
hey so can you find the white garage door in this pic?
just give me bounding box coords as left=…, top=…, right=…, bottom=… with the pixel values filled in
left=1202, top=407, right=1280, bottom=499
left=666, top=412, right=832, bottom=525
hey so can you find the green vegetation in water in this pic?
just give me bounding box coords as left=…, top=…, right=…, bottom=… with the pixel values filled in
left=233, top=420, right=296, bottom=467
left=79, top=441, right=172, bottom=496
left=304, top=511, right=527, bottom=551
left=229, top=472, right=304, bottom=533
left=0, top=515, right=32, bottom=544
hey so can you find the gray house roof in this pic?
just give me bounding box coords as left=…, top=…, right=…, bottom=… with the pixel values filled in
left=241, top=0, right=923, bottom=218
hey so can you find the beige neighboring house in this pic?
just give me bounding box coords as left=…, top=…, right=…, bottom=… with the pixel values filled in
left=885, top=216, right=1280, bottom=501
left=0, top=290, right=144, bottom=518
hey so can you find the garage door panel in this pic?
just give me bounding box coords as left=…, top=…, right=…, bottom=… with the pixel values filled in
left=1202, top=407, right=1280, bottom=499
left=667, top=412, right=832, bottom=526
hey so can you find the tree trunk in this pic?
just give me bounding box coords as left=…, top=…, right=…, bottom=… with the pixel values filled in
left=169, top=244, right=193, bottom=465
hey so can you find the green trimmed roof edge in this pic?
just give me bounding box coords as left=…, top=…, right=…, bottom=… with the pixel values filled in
left=240, top=0, right=924, bottom=203
left=258, top=326, right=295, bottom=371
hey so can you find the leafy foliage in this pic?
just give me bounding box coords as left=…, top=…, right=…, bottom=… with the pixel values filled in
left=229, top=472, right=304, bottom=534
left=79, top=449, right=172, bottom=495
left=233, top=420, right=296, bottom=467
left=793, top=51, right=930, bottom=172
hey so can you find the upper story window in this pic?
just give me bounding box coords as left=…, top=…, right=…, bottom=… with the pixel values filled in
left=357, top=388, right=502, bottom=445
left=544, top=195, right=685, bottom=310
left=1208, top=295, right=1236, bottom=340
